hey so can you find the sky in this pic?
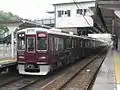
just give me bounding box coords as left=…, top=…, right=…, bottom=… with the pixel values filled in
left=0, top=0, right=95, bottom=20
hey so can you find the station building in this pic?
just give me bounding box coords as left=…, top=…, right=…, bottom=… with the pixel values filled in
left=53, top=0, right=95, bottom=35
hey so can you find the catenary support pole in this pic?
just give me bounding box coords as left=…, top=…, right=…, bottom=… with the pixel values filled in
left=11, top=31, right=14, bottom=58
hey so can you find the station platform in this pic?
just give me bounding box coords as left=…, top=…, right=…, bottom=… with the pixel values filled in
left=0, top=58, right=16, bottom=69
left=92, top=48, right=120, bottom=90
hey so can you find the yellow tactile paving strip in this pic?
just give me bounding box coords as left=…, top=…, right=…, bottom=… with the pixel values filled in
left=0, top=58, right=16, bottom=64
left=114, top=53, right=120, bottom=83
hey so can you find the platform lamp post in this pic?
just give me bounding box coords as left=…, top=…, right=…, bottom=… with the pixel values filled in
left=11, top=31, right=14, bottom=59
left=9, top=26, right=17, bottom=59
left=112, top=19, right=115, bottom=35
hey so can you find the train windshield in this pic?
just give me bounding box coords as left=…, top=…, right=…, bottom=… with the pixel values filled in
left=17, top=33, right=25, bottom=50
left=27, top=37, right=35, bottom=52
left=37, top=33, right=47, bottom=50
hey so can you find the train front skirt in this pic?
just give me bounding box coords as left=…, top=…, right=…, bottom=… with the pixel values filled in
left=18, top=64, right=50, bottom=75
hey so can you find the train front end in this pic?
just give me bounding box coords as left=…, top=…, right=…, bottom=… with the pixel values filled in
left=17, top=28, right=50, bottom=75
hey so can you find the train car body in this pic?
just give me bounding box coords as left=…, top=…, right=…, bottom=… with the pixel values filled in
left=17, top=28, right=106, bottom=75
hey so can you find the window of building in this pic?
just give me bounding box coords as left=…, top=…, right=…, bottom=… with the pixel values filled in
left=83, top=9, right=87, bottom=16
left=67, top=10, right=71, bottom=17
left=76, top=9, right=87, bottom=16
left=77, top=9, right=82, bottom=15
left=58, top=11, right=62, bottom=17
left=65, top=11, right=67, bottom=14
left=58, top=10, right=71, bottom=17
left=61, top=10, right=64, bottom=15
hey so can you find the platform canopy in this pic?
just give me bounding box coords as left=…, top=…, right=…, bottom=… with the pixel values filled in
left=96, top=0, right=120, bottom=38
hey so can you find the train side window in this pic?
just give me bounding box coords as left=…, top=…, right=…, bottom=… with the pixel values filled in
left=55, top=37, right=59, bottom=51
left=74, top=39, right=77, bottom=48
left=72, top=39, right=74, bottom=48
left=84, top=40, right=86, bottom=47
left=79, top=40, right=81, bottom=47
left=92, top=41, right=94, bottom=47
left=91, top=41, right=93, bottom=48
left=59, top=38, right=64, bottom=50
left=55, top=38, right=57, bottom=51
left=66, top=38, right=69, bottom=49
left=81, top=40, right=82, bottom=47
left=88, top=40, right=89, bottom=47
left=86, top=40, right=88, bottom=47
left=93, top=41, right=95, bottom=47
left=85, top=40, right=87, bottom=47
left=63, top=38, right=66, bottom=49
left=49, top=36, right=53, bottom=51
left=88, top=41, right=90, bottom=47
left=69, top=39, right=72, bottom=48
left=66, top=38, right=71, bottom=49
left=79, top=39, right=82, bottom=47
left=90, top=41, right=91, bottom=48
left=87, top=40, right=89, bottom=47
left=37, top=37, right=47, bottom=50
left=82, top=40, right=85, bottom=47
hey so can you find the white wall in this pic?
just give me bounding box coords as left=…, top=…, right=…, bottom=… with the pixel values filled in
left=55, top=2, right=95, bottom=28
left=88, top=33, right=113, bottom=45
left=62, top=28, right=77, bottom=34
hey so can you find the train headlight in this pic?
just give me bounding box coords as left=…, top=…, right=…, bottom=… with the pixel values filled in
left=39, top=56, right=46, bottom=59
left=18, top=61, right=25, bottom=64
left=36, top=62, right=47, bottom=64
left=18, top=56, right=24, bottom=59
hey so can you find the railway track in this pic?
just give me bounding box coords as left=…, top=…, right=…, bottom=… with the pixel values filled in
left=0, top=75, right=44, bottom=90
left=40, top=48, right=108, bottom=90
left=61, top=53, right=106, bottom=90
left=0, top=70, right=22, bottom=87
left=21, top=48, right=108, bottom=90
left=0, top=48, right=108, bottom=90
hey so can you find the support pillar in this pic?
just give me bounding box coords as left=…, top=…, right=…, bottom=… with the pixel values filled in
left=112, top=19, right=115, bottom=35
left=11, top=31, right=14, bottom=58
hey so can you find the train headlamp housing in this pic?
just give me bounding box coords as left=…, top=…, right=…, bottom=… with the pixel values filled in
left=18, top=33, right=25, bottom=37
left=18, top=56, right=24, bottom=59
left=39, top=56, right=47, bottom=59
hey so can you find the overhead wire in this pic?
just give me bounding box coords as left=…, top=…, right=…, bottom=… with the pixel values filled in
left=72, top=0, right=92, bottom=27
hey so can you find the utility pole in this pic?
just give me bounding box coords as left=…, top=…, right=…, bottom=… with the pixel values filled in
left=112, top=19, right=115, bottom=35
left=11, top=30, right=14, bottom=58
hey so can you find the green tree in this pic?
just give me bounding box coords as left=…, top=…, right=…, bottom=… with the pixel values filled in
left=0, top=11, right=22, bottom=35
left=0, top=25, right=9, bottom=35
left=0, top=10, right=22, bottom=21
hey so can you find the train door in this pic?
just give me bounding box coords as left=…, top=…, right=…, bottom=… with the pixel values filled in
left=36, top=32, right=48, bottom=63
left=17, top=32, right=25, bottom=62
left=54, top=37, right=59, bottom=62
left=49, top=35, right=55, bottom=63
left=25, top=35, right=37, bottom=63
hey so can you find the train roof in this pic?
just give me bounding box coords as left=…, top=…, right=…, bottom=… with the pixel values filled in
left=17, top=27, right=96, bottom=40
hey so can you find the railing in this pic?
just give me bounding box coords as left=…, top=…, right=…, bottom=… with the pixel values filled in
left=34, top=18, right=55, bottom=25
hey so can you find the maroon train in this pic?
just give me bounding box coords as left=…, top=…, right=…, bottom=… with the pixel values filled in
left=17, top=28, right=106, bottom=75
